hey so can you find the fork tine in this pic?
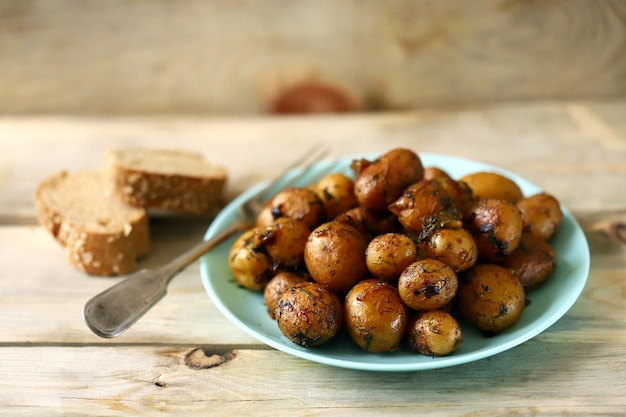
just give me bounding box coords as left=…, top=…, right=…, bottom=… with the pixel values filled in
left=251, top=145, right=331, bottom=202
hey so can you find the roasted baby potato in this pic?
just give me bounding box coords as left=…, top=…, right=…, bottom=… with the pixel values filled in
left=398, top=258, right=458, bottom=311
left=419, top=226, right=478, bottom=273
left=264, top=271, right=310, bottom=319
left=345, top=279, right=408, bottom=352
left=428, top=174, right=476, bottom=220
left=334, top=206, right=401, bottom=238
left=517, top=192, right=563, bottom=242
left=304, top=221, right=369, bottom=293
left=262, top=217, right=311, bottom=268
left=366, top=233, right=418, bottom=281
left=407, top=309, right=463, bottom=356
left=459, top=171, right=523, bottom=202
left=388, top=179, right=461, bottom=236
left=333, top=206, right=372, bottom=237
left=465, top=198, right=524, bottom=262
left=422, top=166, right=450, bottom=181
left=352, top=148, right=424, bottom=213
left=255, top=201, right=275, bottom=228
left=228, top=228, right=274, bottom=291
left=457, top=263, right=526, bottom=333
left=269, top=187, right=326, bottom=229
left=498, top=233, right=557, bottom=291
left=315, top=173, right=358, bottom=220
left=275, top=281, right=343, bottom=347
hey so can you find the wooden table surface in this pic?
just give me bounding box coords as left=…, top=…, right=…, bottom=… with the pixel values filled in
left=1, top=100, right=625, bottom=416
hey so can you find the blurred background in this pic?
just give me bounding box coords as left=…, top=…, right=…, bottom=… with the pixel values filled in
left=1, top=0, right=625, bottom=116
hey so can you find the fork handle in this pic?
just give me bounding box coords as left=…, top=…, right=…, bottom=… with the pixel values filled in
left=83, top=221, right=246, bottom=338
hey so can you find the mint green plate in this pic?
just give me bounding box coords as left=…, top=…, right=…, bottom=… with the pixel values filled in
left=199, top=153, right=590, bottom=371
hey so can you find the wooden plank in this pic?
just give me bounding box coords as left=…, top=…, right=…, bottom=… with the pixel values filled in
left=0, top=223, right=257, bottom=345
left=1, top=100, right=625, bottom=220
left=0, top=1, right=624, bottom=114
left=0, top=105, right=624, bottom=416
left=0, top=340, right=624, bottom=415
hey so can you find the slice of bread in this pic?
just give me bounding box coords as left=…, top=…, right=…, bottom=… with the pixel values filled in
left=35, top=170, right=151, bottom=276
left=103, top=147, right=227, bottom=215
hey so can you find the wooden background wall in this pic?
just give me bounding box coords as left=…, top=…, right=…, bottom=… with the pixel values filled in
left=0, top=0, right=625, bottom=115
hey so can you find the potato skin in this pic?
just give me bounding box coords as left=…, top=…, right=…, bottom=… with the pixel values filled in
left=429, top=175, right=476, bottom=221
left=457, top=264, right=526, bottom=333
left=517, top=193, right=563, bottom=242
left=419, top=227, right=478, bottom=273
left=398, top=259, right=458, bottom=311
left=304, top=221, right=369, bottom=294
left=335, top=206, right=400, bottom=237
left=262, top=217, right=311, bottom=268
left=407, top=310, right=463, bottom=356
left=275, top=282, right=343, bottom=347
left=422, top=166, right=450, bottom=181
left=465, top=198, right=524, bottom=262
left=228, top=228, right=274, bottom=291
left=263, top=271, right=310, bottom=319
left=366, top=233, right=418, bottom=281
left=498, top=233, right=557, bottom=291
left=270, top=187, right=326, bottom=230
left=316, top=173, right=358, bottom=220
left=345, top=279, right=408, bottom=352
left=388, top=179, right=460, bottom=236
left=255, top=201, right=275, bottom=227
left=459, top=171, right=523, bottom=202
left=352, top=148, right=424, bottom=213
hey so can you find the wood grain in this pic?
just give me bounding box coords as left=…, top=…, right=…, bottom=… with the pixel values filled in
left=0, top=101, right=624, bottom=415
left=0, top=340, right=624, bottom=415
left=0, top=0, right=624, bottom=114
left=1, top=100, right=626, bottom=220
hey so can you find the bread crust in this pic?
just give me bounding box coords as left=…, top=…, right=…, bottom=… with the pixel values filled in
left=35, top=170, right=150, bottom=276
left=103, top=147, right=227, bottom=215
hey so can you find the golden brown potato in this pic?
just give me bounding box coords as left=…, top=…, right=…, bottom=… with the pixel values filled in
left=352, top=148, right=424, bottom=213
left=457, top=264, right=526, bottom=333
left=269, top=187, right=326, bottom=230
left=429, top=175, right=476, bottom=221
left=419, top=227, right=478, bottom=273
left=459, top=171, right=523, bottom=202
left=264, top=271, right=310, bottom=319
left=356, top=206, right=402, bottom=235
left=304, top=221, right=369, bottom=293
left=228, top=228, right=274, bottom=291
left=344, top=279, right=408, bottom=352
left=498, top=233, right=557, bottom=291
left=517, top=193, right=563, bottom=242
left=398, top=259, right=458, bottom=311
left=262, top=217, right=311, bottom=268
left=255, top=201, right=275, bottom=227
left=333, top=207, right=371, bottom=237
left=465, top=198, right=524, bottom=262
left=388, top=179, right=461, bottom=236
left=366, top=233, right=418, bottom=281
left=316, top=173, right=358, bottom=220
left=423, top=166, right=451, bottom=181
left=407, top=310, right=463, bottom=356
left=275, top=282, right=343, bottom=347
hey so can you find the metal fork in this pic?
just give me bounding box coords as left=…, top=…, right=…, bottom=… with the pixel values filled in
left=84, top=145, right=333, bottom=338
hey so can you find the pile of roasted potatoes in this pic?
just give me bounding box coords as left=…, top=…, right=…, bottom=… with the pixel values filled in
left=228, top=148, right=562, bottom=357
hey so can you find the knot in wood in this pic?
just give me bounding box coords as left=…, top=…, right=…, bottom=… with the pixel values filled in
left=184, top=348, right=236, bottom=370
